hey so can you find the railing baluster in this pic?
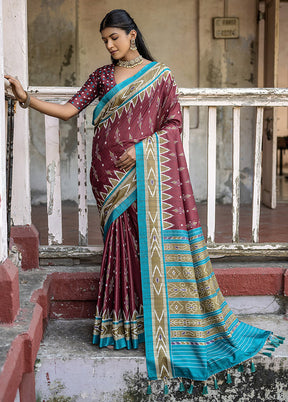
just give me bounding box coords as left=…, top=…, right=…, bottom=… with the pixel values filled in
left=45, top=115, right=62, bottom=245
left=252, top=107, right=264, bottom=243
left=182, top=106, right=190, bottom=165
left=232, top=107, right=241, bottom=242
left=77, top=111, right=88, bottom=246
left=207, top=106, right=217, bottom=243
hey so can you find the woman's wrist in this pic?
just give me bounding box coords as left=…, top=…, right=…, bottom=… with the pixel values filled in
left=18, top=91, right=30, bottom=109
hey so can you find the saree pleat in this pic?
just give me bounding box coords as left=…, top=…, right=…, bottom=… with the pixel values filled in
left=90, top=61, right=274, bottom=383
left=93, top=203, right=144, bottom=349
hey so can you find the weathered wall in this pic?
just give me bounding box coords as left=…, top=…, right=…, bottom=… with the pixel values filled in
left=28, top=0, right=260, bottom=205
left=277, top=2, right=288, bottom=168
left=191, top=0, right=258, bottom=203
left=28, top=0, right=78, bottom=203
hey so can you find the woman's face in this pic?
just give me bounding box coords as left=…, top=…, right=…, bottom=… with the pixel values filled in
left=101, top=27, right=135, bottom=60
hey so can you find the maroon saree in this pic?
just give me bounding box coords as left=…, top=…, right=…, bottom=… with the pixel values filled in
left=70, top=62, right=279, bottom=389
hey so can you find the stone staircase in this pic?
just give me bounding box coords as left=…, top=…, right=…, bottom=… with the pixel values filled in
left=35, top=316, right=288, bottom=402
left=0, top=258, right=287, bottom=402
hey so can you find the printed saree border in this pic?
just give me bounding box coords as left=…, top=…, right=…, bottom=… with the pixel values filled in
left=92, top=62, right=171, bottom=127
left=136, top=133, right=173, bottom=380
left=100, top=167, right=137, bottom=241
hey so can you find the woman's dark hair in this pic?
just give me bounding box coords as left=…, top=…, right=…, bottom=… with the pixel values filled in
left=100, top=9, right=154, bottom=64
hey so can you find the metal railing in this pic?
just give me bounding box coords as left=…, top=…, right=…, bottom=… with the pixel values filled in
left=5, top=97, right=16, bottom=245
left=28, top=86, right=288, bottom=258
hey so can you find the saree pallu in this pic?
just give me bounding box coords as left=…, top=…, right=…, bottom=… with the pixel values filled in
left=91, top=62, right=272, bottom=383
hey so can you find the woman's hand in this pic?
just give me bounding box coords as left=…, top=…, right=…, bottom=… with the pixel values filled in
left=116, top=145, right=136, bottom=170
left=4, top=74, right=79, bottom=121
left=4, top=75, right=27, bottom=103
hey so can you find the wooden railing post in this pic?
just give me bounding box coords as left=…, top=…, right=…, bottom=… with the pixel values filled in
left=45, top=115, right=63, bottom=245
left=207, top=106, right=217, bottom=243
left=182, top=106, right=190, bottom=167
left=252, top=107, right=264, bottom=243
left=232, top=107, right=241, bottom=243
left=77, top=112, right=88, bottom=246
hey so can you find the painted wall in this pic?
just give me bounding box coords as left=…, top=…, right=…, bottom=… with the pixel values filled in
left=28, top=0, right=78, bottom=204
left=277, top=2, right=288, bottom=168
left=28, top=0, right=259, bottom=205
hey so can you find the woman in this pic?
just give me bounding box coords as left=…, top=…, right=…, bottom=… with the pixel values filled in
left=6, top=8, right=283, bottom=396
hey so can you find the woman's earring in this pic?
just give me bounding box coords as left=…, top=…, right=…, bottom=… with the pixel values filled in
left=130, top=39, right=137, bottom=51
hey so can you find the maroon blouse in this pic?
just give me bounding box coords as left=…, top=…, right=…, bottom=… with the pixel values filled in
left=68, top=64, right=115, bottom=111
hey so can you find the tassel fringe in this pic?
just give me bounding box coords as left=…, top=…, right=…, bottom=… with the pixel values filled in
left=146, top=381, right=152, bottom=395
left=213, top=375, right=219, bottom=390
left=145, top=334, right=284, bottom=396
left=178, top=378, right=185, bottom=392
left=202, top=382, right=208, bottom=395
left=187, top=381, right=194, bottom=395
left=163, top=384, right=169, bottom=395
left=238, top=363, right=244, bottom=372
left=226, top=371, right=232, bottom=384
left=163, top=379, right=169, bottom=395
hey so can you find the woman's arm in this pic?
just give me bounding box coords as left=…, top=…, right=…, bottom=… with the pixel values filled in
left=5, top=75, right=79, bottom=121
left=29, top=96, right=78, bottom=121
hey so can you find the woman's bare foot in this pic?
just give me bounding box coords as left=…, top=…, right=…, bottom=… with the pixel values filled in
left=106, top=345, right=114, bottom=350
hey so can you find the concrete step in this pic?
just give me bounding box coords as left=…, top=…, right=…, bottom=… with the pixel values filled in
left=35, top=315, right=288, bottom=402
left=0, top=261, right=287, bottom=401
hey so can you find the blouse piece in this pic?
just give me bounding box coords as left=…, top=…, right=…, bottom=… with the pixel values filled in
left=68, top=64, right=115, bottom=111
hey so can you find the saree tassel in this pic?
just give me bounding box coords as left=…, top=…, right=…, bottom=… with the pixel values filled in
left=269, top=341, right=279, bottom=348
left=163, top=380, right=169, bottom=395
left=261, top=352, right=272, bottom=357
left=178, top=378, right=185, bottom=392
left=265, top=347, right=275, bottom=352
left=202, top=382, right=209, bottom=395
left=187, top=381, right=194, bottom=395
left=275, top=335, right=285, bottom=341
left=270, top=338, right=280, bottom=346
left=226, top=371, right=232, bottom=384
left=146, top=381, right=152, bottom=395
left=213, top=375, right=219, bottom=390
left=272, top=335, right=283, bottom=344
left=250, top=359, right=256, bottom=373
left=237, top=364, right=244, bottom=373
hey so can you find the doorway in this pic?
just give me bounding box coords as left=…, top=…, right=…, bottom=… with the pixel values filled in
left=257, top=0, right=288, bottom=204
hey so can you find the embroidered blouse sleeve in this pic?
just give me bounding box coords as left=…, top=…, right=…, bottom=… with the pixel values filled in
left=68, top=69, right=100, bottom=112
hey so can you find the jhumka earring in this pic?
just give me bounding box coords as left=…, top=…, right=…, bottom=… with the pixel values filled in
left=130, top=39, right=137, bottom=51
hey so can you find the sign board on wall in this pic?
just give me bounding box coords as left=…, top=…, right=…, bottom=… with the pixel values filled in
left=213, top=17, right=239, bottom=39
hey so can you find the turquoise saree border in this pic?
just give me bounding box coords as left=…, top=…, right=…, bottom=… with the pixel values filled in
left=102, top=167, right=135, bottom=210
left=155, top=134, right=173, bottom=377
left=102, top=167, right=137, bottom=242
left=93, top=61, right=157, bottom=124
left=135, top=139, right=157, bottom=380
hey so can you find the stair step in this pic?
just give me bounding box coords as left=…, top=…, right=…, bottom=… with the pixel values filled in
left=35, top=315, right=288, bottom=401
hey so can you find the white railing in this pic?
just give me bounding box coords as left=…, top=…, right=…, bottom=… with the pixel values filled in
left=28, top=86, right=288, bottom=258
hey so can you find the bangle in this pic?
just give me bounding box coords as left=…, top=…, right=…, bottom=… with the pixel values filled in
left=19, top=91, right=30, bottom=109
